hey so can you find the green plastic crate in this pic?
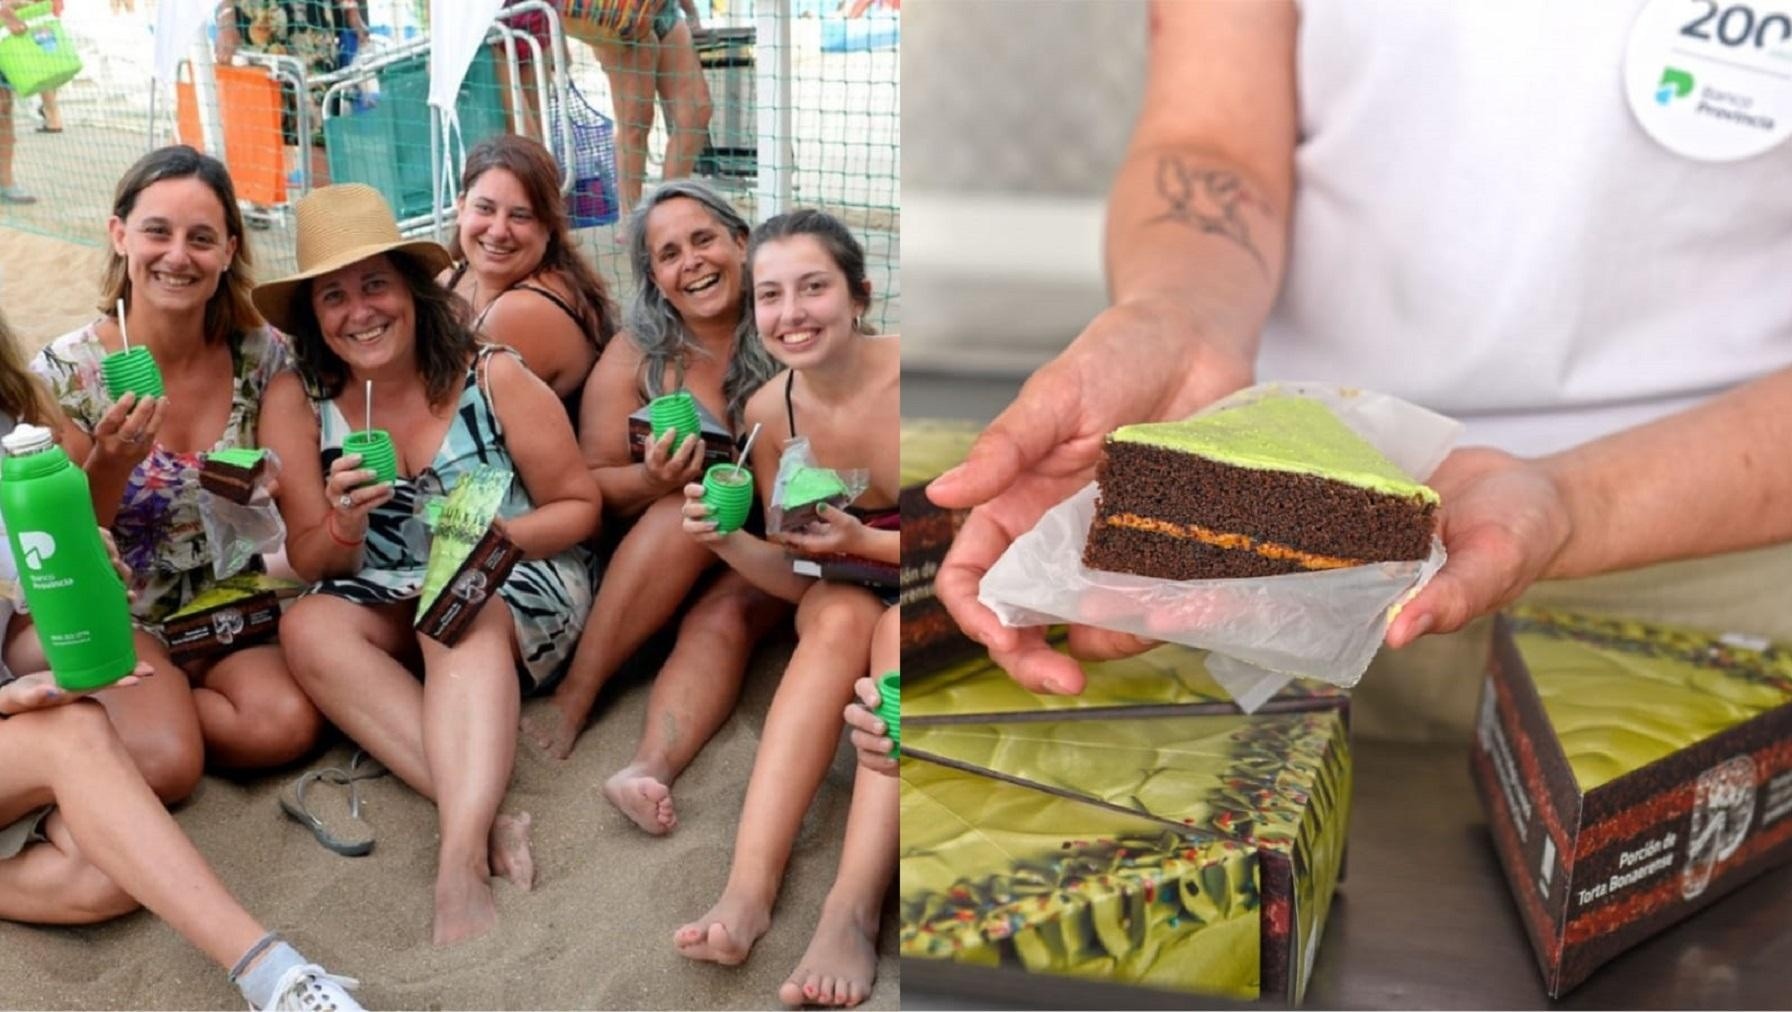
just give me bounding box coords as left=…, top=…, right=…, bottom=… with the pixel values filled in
left=0, top=2, right=81, bottom=98
left=325, top=48, right=508, bottom=221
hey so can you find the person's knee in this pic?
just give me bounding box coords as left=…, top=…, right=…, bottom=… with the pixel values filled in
left=279, top=601, right=339, bottom=685
left=798, top=588, right=880, bottom=646
left=41, top=701, right=121, bottom=766
left=673, top=92, right=713, bottom=133
left=126, top=727, right=204, bottom=804
left=233, top=684, right=323, bottom=765
left=678, top=583, right=759, bottom=651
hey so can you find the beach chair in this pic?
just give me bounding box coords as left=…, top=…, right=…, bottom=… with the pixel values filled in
left=174, top=62, right=288, bottom=208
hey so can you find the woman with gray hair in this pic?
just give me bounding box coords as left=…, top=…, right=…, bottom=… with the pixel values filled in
left=527, top=180, right=790, bottom=835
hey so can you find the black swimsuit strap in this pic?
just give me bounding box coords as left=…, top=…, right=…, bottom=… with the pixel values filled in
left=784, top=370, right=798, bottom=438
left=511, top=282, right=589, bottom=337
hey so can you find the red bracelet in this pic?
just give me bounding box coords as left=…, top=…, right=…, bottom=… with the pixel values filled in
left=327, top=512, right=365, bottom=548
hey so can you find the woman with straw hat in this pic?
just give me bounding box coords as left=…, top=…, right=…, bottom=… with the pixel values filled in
left=32, top=145, right=320, bottom=788
left=255, top=183, right=599, bottom=947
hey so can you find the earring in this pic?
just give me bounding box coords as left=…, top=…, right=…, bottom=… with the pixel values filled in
left=853, top=314, right=862, bottom=332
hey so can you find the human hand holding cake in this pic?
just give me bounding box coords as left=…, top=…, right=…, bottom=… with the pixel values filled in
left=926, top=304, right=1255, bottom=694
left=976, top=385, right=1458, bottom=705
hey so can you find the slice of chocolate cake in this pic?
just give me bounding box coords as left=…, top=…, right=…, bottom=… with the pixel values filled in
left=779, top=466, right=850, bottom=529
left=199, top=447, right=270, bottom=504
left=1083, top=396, right=1438, bottom=581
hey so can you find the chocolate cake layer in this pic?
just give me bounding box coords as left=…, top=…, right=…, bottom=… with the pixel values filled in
left=1085, top=522, right=1314, bottom=580
left=1084, top=441, right=1434, bottom=580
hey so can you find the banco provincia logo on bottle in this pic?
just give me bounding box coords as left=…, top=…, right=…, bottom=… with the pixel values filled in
left=18, top=532, right=55, bottom=571
left=1657, top=67, right=1696, bottom=105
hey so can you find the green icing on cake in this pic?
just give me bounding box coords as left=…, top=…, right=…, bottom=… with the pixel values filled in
left=208, top=447, right=267, bottom=468
left=1111, top=396, right=1438, bottom=503
left=785, top=466, right=849, bottom=508
left=1512, top=607, right=1792, bottom=791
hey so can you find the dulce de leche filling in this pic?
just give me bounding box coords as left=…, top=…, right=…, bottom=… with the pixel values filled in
left=1103, top=513, right=1364, bottom=571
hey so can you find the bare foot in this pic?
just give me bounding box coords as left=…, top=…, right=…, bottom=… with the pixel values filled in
left=603, top=765, right=678, bottom=835
left=673, top=891, right=772, bottom=966
left=489, top=812, right=535, bottom=890
left=522, top=698, right=586, bottom=761
left=778, top=904, right=879, bottom=1007
left=433, top=871, right=497, bottom=947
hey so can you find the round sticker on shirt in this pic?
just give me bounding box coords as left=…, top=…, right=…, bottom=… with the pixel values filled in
left=1625, top=0, right=1792, bottom=160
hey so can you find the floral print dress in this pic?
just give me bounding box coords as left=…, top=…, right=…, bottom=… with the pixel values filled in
left=31, top=322, right=289, bottom=623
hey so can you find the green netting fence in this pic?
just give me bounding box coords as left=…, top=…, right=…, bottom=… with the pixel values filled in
left=0, top=0, right=898, bottom=347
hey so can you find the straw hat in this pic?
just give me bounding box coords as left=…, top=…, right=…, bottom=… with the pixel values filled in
left=251, top=184, right=452, bottom=335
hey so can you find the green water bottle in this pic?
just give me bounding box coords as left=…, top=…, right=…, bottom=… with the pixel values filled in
left=0, top=424, right=137, bottom=690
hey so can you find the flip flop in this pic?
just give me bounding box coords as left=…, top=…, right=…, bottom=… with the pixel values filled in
left=33, top=126, right=62, bottom=133
left=279, top=765, right=378, bottom=857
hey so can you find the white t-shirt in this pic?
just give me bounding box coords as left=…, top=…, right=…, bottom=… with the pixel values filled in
left=1257, top=0, right=1792, bottom=455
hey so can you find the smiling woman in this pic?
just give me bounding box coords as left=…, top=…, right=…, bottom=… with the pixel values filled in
left=441, top=135, right=618, bottom=416
left=252, top=183, right=600, bottom=947
left=28, top=144, right=321, bottom=785
left=524, top=180, right=790, bottom=837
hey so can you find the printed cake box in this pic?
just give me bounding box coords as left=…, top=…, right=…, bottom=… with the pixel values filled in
left=898, top=418, right=982, bottom=675
left=901, top=640, right=1352, bottom=1003
left=1471, top=606, right=1792, bottom=996
left=161, top=572, right=304, bottom=664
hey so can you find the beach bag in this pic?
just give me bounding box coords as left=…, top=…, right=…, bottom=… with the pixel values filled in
left=564, top=0, right=660, bottom=44
left=549, top=80, right=620, bottom=228
left=0, top=2, right=81, bottom=97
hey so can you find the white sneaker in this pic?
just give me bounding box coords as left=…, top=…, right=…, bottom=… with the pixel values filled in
left=259, top=964, right=364, bottom=1012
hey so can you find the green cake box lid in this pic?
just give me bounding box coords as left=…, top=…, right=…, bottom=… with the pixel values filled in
left=1510, top=606, right=1792, bottom=791
left=901, top=706, right=1351, bottom=1002
left=784, top=466, right=849, bottom=508
left=1111, top=395, right=1439, bottom=504
left=900, top=419, right=983, bottom=488
left=900, top=758, right=1263, bottom=998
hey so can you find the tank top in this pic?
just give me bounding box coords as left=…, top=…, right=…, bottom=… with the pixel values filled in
left=1256, top=0, right=1792, bottom=455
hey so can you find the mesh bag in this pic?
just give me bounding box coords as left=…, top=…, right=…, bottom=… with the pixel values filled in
left=549, top=80, right=620, bottom=228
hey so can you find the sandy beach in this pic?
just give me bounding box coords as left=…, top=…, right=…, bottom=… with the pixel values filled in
left=0, top=229, right=109, bottom=352
left=0, top=227, right=898, bottom=1010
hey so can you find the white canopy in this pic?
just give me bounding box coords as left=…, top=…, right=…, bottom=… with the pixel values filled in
left=428, top=0, right=507, bottom=111
left=151, top=0, right=214, bottom=85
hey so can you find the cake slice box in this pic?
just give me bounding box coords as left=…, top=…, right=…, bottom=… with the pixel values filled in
left=901, top=705, right=1352, bottom=1004
left=1471, top=608, right=1792, bottom=997
left=161, top=573, right=305, bottom=665
left=899, top=419, right=983, bottom=676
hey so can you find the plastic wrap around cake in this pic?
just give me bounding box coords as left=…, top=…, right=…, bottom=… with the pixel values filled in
left=977, top=383, right=1459, bottom=709
left=414, top=467, right=522, bottom=645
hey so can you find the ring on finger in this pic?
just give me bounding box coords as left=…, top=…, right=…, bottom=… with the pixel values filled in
left=339, top=493, right=354, bottom=510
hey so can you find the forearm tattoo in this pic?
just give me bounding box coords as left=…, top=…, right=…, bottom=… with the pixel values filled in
left=1149, top=155, right=1269, bottom=274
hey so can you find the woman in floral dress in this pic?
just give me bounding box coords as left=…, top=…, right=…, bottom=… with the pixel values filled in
left=32, top=145, right=321, bottom=781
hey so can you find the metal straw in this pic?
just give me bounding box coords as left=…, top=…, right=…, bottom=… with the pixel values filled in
left=116, top=298, right=129, bottom=351
left=734, top=422, right=762, bottom=478
left=365, top=380, right=373, bottom=433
